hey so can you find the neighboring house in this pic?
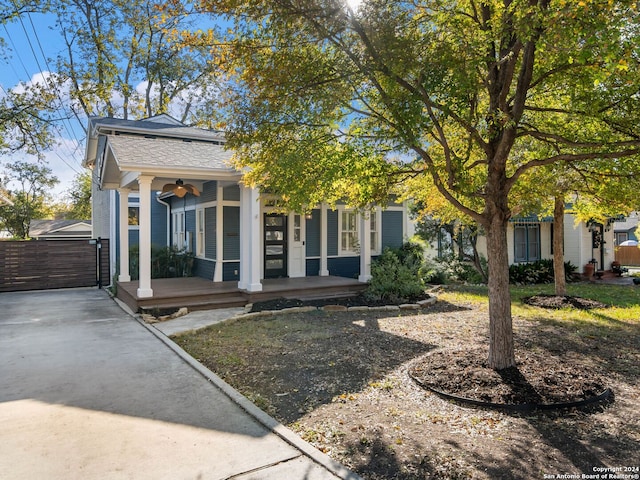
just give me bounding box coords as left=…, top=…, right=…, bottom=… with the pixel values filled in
left=474, top=213, right=617, bottom=273
left=29, top=219, right=92, bottom=240
left=613, top=211, right=639, bottom=246
left=83, top=114, right=414, bottom=299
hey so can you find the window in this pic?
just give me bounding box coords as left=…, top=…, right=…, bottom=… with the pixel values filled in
left=173, top=212, right=185, bottom=250
left=196, top=208, right=205, bottom=257
left=128, top=207, right=139, bottom=226
left=340, top=210, right=359, bottom=253
left=616, top=232, right=628, bottom=246
left=370, top=210, right=380, bottom=253
left=514, top=224, right=540, bottom=262
left=293, top=214, right=301, bottom=242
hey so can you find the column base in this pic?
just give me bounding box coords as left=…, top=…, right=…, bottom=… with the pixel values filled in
left=358, top=274, right=372, bottom=283
left=319, top=269, right=329, bottom=277
left=137, top=288, right=153, bottom=298
left=245, top=282, right=263, bottom=292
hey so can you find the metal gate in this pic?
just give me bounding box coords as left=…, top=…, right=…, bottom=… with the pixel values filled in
left=0, top=238, right=109, bottom=292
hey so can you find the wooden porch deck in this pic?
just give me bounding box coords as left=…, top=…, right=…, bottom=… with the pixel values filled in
left=116, top=276, right=367, bottom=313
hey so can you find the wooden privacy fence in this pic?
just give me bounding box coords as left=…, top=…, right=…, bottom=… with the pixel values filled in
left=615, top=246, right=640, bottom=266
left=0, top=239, right=109, bottom=292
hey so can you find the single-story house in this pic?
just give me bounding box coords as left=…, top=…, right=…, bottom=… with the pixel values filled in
left=474, top=214, right=617, bottom=273
left=29, top=219, right=92, bottom=240
left=84, top=115, right=414, bottom=300
left=424, top=212, right=618, bottom=274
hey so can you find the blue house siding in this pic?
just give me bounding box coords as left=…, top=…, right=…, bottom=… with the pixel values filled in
left=306, top=209, right=321, bottom=257
left=223, top=262, right=240, bottom=281
left=205, top=207, right=216, bottom=259
left=327, top=210, right=338, bottom=256
left=200, top=181, right=217, bottom=203
left=223, top=184, right=240, bottom=201
left=223, top=206, right=240, bottom=260
left=306, top=258, right=320, bottom=276
left=128, top=229, right=139, bottom=248
left=382, top=210, right=403, bottom=250
left=151, top=197, right=168, bottom=248
left=194, top=258, right=215, bottom=280
left=328, top=257, right=359, bottom=279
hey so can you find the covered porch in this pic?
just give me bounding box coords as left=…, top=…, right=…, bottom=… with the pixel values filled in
left=116, top=275, right=367, bottom=314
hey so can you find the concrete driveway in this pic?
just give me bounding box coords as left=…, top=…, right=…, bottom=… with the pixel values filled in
left=0, top=288, right=358, bottom=480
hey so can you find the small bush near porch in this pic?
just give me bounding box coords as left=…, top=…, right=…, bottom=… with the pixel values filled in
left=128, top=245, right=194, bottom=280
left=173, top=283, right=639, bottom=480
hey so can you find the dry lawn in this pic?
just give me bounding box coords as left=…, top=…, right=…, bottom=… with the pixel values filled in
left=172, top=284, right=640, bottom=479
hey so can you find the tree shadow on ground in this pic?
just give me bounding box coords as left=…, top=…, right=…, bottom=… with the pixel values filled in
left=262, top=312, right=435, bottom=424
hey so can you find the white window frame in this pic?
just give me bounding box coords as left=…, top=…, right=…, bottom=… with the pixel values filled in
left=196, top=207, right=205, bottom=257
left=128, top=196, right=140, bottom=230
left=339, top=208, right=359, bottom=255
left=370, top=209, right=381, bottom=255
left=173, top=211, right=186, bottom=250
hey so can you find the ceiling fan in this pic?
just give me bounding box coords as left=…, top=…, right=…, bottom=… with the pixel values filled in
left=161, top=179, right=200, bottom=198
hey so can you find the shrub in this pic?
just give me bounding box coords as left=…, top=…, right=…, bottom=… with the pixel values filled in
left=509, top=259, right=577, bottom=285
left=365, top=242, right=427, bottom=303
left=129, top=245, right=195, bottom=280
left=430, top=254, right=487, bottom=284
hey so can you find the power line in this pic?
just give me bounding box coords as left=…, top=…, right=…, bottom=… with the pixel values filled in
left=2, top=11, right=85, bottom=178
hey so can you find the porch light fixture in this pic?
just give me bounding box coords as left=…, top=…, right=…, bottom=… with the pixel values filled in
left=161, top=179, right=200, bottom=198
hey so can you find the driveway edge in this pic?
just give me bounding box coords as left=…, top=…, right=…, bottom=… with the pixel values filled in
left=126, top=308, right=361, bottom=480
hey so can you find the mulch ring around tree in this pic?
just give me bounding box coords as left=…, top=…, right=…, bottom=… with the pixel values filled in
left=522, top=294, right=609, bottom=310
left=409, top=346, right=612, bottom=412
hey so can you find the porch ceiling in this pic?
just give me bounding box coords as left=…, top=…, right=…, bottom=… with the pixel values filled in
left=100, top=134, right=241, bottom=190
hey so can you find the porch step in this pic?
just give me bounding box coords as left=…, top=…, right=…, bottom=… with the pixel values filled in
left=136, top=294, right=249, bottom=313
left=116, top=276, right=367, bottom=313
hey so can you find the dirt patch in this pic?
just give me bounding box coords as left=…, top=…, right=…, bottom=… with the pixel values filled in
left=409, top=347, right=608, bottom=406
left=173, top=296, right=640, bottom=479
left=522, top=294, right=608, bottom=310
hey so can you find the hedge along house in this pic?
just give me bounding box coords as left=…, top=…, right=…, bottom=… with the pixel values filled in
left=84, top=115, right=413, bottom=307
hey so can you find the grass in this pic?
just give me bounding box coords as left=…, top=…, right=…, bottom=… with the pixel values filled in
left=442, top=283, right=640, bottom=322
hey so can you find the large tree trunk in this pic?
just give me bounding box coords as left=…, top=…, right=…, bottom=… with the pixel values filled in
left=485, top=216, right=516, bottom=370
left=553, top=195, right=567, bottom=296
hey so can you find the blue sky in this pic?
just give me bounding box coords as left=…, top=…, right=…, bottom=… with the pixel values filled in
left=1, top=12, right=85, bottom=198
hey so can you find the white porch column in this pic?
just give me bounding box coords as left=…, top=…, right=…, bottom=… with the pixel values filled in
left=239, top=184, right=262, bottom=292
left=358, top=212, right=372, bottom=282
left=319, top=203, right=329, bottom=276
left=213, top=182, right=224, bottom=282
left=117, top=188, right=131, bottom=282
left=137, top=175, right=154, bottom=298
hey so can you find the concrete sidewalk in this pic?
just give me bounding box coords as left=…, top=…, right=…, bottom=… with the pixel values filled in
left=0, top=288, right=359, bottom=480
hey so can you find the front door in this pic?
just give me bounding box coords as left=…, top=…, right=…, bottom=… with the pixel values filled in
left=264, top=214, right=287, bottom=278
left=288, top=213, right=306, bottom=278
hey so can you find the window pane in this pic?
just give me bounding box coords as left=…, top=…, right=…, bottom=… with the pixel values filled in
left=266, top=231, right=284, bottom=241
left=266, top=245, right=284, bottom=255
left=266, top=259, right=283, bottom=269
left=514, top=227, right=526, bottom=261
left=128, top=207, right=139, bottom=225
left=266, top=216, right=283, bottom=226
